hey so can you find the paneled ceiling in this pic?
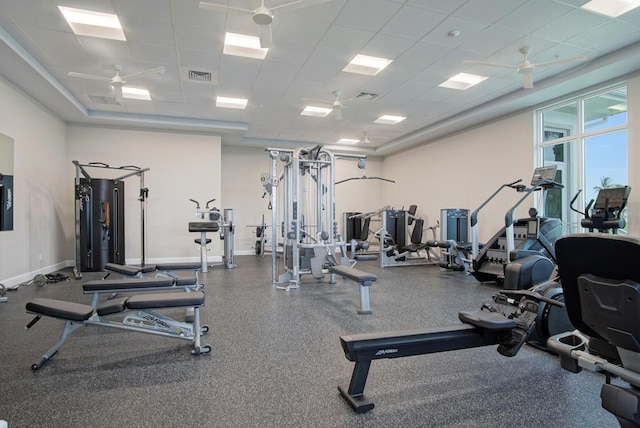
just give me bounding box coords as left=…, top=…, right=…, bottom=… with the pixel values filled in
left=1, top=0, right=639, bottom=155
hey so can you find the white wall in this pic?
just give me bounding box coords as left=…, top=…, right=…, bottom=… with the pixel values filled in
left=0, top=76, right=69, bottom=286
left=382, top=111, right=535, bottom=243
left=67, top=126, right=221, bottom=264
left=626, top=73, right=640, bottom=236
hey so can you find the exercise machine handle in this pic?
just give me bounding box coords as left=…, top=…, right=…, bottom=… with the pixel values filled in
left=569, top=189, right=584, bottom=216
left=189, top=199, right=200, bottom=209
left=205, top=198, right=216, bottom=209
left=500, top=289, right=564, bottom=308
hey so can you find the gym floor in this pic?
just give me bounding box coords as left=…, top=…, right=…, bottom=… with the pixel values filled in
left=0, top=256, right=617, bottom=427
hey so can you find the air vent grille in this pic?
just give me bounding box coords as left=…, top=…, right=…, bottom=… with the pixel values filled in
left=188, top=70, right=212, bottom=82
left=356, top=92, right=379, bottom=101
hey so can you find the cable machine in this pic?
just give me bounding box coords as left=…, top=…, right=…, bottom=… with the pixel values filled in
left=73, top=161, right=149, bottom=279
left=265, top=146, right=366, bottom=289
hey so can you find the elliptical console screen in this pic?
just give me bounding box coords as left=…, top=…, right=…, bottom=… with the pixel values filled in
left=530, top=165, right=557, bottom=186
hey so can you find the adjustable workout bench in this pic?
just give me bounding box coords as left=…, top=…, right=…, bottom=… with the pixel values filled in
left=25, top=275, right=210, bottom=370
left=328, top=265, right=377, bottom=314
left=338, top=288, right=562, bottom=412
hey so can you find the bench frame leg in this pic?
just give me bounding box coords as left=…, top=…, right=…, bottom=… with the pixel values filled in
left=32, top=320, right=84, bottom=370
left=358, top=284, right=372, bottom=315
left=338, top=360, right=375, bottom=413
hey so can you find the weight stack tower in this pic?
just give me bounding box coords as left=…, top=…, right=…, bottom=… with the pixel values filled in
left=78, top=178, right=125, bottom=271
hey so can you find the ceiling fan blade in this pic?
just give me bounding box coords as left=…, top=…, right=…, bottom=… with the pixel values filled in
left=521, top=72, right=534, bottom=89
left=271, top=0, right=333, bottom=13
left=258, top=24, right=272, bottom=49
left=463, top=60, right=517, bottom=70
left=113, top=84, right=123, bottom=104
left=534, top=55, right=588, bottom=68
left=198, top=1, right=254, bottom=14
left=68, top=72, right=112, bottom=81
left=121, top=66, right=166, bottom=81
left=333, top=105, right=342, bottom=120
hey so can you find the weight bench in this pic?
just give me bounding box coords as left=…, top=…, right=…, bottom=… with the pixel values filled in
left=104, top=262, right=156, bottom=277
left=25, top=290, right=210, bottom=370
left=328, top=265, right=376, bottom=315
left=338, top=288, right=562, bottom=413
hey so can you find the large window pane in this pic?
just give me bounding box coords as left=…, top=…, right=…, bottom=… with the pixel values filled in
left=584, top=130, right=628, bottom=200
left=542, top=102, right=577, bottom=141
left=583, top=87, right=627, bottom=132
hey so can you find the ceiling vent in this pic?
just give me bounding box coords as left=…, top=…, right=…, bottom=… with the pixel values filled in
left=188, top=70, right=212, bottom=82
left=356, top=92, right=379, bottom=101
left=180, top=67, right=218, bottom=84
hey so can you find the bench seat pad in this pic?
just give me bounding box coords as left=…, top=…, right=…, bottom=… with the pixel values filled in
left=83, top=277, right=175, bottom=292
left=126, top=291, right=205, bottom=309
left=26, top=298, right=93, bottom=321
left=329, top=266, right=377, bottom=283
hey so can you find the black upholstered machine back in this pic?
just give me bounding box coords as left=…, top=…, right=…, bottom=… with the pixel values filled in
left=555, top=233, right=640, bottom=345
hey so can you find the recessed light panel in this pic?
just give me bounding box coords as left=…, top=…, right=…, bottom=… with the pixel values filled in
left=122, top=87, right=151, bottom=101
left=224, top=33, right=268, bottom=59
left=343, top=54, right=393, bottom=76
left=438, top=73, right=488, bottom=90
left=374, top=115, right=406, bottom=125
left=216, top=96, right=248, bottom=109
left=58, top=6, right=126, bottom=41
left=336, top=138, right=360, bottom=145
left=301, top=106, right=332, bottom=117
left=581, top=0, right=640, bottom=17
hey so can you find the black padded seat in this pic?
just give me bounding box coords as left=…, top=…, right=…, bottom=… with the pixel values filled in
left=83, top=277, right=175, bottom=292
left=329, top=266, right=377, bottom=285
left=26, top=298, right=93, bottom=321
left=104, top=263, right=142, bottom=276
left=175, top=273, right=198, bottom=287
left=194, top=238, right=212, bottom=245
left=189, top=221, right=219, bottom=233
left=155, top=262, right=202, bottom=271
left=97, top=297, right=128, bottom=316
left=401, top=218, right=428, bottom=253
left=458, top=309, right=516, bottom=330
left=126, top=291, right=205, bottom=309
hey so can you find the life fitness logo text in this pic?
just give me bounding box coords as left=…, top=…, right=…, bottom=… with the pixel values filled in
left=375, top=348, right=398, bottom=356
left=5, top=188, right=11, bottom=211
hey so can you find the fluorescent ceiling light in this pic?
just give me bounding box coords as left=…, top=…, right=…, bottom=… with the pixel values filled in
left=301, top=106, right=332, bottom=117
left=374, top=115, right=406, bottom=125
left=216, top=96, right=248, bottom=109
left=580, top=0, right=640, bottom=17
left=336, top=138, right=360, bottom=145
left=58, top=6, right=126, bottom=41
left=609, top=103, right=627, bottom=112
left=224, top=33, right=268, bottom=60
left=122, top=87, right=151, bottom=101
left=343, top=54, right=393, bottom=76
left=438, top=73, right=488, bottom=90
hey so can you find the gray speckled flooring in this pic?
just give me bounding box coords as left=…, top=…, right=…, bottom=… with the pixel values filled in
left=0, top=256, right=617, bottom=427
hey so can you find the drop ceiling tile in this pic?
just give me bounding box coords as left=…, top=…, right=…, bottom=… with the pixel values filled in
left=113, top=0, right=172, bottom=22
left=532, top=9, right=610, bottom=43
left=453, top=0, right=528, bottom=23
left=421, top=15, right=489, bottom=48
left=130, top=43, right=178, bottom=65
left=174, top=25, right=221, bottom=53
left=361, top=33, right=416, bottom=60
left=495, top=0, right=574, bottom=33
left=380, top=5, right=448, bottom=40
left=76, top=36, right=138, bottom=66
left=460, top=25, right=527, bottom=56
left=406, top=0, right=468, bottom=14
left=121, top=17, right=175, bottom=46
left=334, top=0, right=403, bottom=32
left=396, top=41, right=452, bottom=66
left=317, top=25, right=374, bottom=54
left=272, top=15, right=330, bottom=47
left=178, top=48, right=223, bottom=71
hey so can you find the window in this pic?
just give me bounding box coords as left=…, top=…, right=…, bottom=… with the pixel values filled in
left=535, top=84, right=628, bottom=233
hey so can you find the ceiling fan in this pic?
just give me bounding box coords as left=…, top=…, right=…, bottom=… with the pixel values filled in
left=336, top=159, right=396, bottom=185
left=68, top=64, right=165, bottom=104
left=199, top=0, right=333, bottom=49
left=304, top=91, right=361, bottom=120
left=463, top=46, right=587, bottom=89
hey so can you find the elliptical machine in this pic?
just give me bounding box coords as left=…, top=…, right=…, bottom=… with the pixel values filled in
left=569, top=186, right=631, bottom=234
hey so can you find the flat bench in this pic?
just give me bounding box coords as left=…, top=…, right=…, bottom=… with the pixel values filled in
left=104, top=263, right=156, bottom=276
left=328, top=265, right=377, bottom=315
left=25, top=291, right=209, bottom=370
